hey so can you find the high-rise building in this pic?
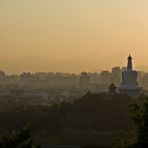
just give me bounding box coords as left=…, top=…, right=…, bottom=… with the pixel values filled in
left=100, top=71, right=110, bottom=83
left=79, top=72, right=90, bottom=89
left=111, top=67, right=121, bottom=85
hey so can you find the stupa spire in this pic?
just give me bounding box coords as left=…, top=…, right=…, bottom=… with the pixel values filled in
left=127, top=54, right=132, bottom=70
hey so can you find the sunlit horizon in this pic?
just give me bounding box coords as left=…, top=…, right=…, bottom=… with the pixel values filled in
left=1, top=0, right=148, bottom=74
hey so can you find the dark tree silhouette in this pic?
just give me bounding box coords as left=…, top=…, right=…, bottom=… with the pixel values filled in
left=0, top=124, right=38, bottom=148
left=113, top=97, right=148, bottom=148
left=130, top=97, right=148, bottom=147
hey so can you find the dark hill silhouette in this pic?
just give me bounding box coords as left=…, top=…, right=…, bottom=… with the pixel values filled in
left=58, top=92, right=134, bottom=131
left=0, top=92, right=134, bottom=132
left=0, top=92, right=138, bottom=146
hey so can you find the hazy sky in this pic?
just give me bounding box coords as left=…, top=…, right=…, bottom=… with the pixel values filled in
left=1, top=0, right=148, bottom=74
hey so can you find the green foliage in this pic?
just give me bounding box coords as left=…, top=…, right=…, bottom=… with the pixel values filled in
left=132, top=97, right=148, bottom=147
left=130, top=103, right=142, bottom=126
left=0, top=124, right=38, bottom=148
left=0, top=93, right=137, bottom=146
left=35, top=128, right=115, bottom=146
left=113, top=131, right=136, bottom=148
left=114, top=97, right=148, bottom=148
left=113, top=137, right=126, bottom=148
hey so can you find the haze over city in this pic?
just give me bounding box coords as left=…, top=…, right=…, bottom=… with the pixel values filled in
left=2, top=1, right=148, bottom=147
left=1, top=0, right=148, bottom=74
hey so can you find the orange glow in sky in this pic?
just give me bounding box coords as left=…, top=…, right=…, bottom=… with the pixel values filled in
left=1, top=0, right=148, bottom=73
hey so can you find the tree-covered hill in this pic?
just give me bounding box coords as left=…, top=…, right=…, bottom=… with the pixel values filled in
left=0, top=92, right=141, bottom=146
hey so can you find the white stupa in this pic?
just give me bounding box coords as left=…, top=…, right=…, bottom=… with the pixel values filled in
left=119, top=55, right=142, bottom=96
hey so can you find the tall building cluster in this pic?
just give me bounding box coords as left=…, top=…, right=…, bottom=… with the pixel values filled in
left=0, top=55, right=146, bottom=97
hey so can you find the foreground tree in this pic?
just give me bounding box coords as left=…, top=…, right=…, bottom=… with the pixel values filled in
left=114, top=97, right=148, bottom=148
left=0, top=125, right=38, bottom=148
left=130, top=97, right=148, bottom=147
